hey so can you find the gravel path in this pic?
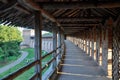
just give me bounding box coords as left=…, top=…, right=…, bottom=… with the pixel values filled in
left=0, top=51, right=28, bottom=74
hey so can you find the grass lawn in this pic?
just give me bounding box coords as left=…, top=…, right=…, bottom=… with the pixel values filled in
left=0, top=55, right=21, bottom=68
left=0, top=48, right=52, bottom=80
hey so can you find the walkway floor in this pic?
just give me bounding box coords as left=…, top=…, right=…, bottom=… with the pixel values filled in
left=0, top=51, right=28, bottom=74
left=57, top=40, right=110, bottom=80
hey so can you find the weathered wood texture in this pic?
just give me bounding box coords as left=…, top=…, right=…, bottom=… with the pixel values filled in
left=112, top=17, right=120, bottom=80
left=102, top=27, right=108, bottom=75
left=96, top=27, right=100, bottom=64
left=34, top=11, right=42, bottom=80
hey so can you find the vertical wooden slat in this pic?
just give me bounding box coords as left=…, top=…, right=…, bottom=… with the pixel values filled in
left=34, top=11, right=42, bottom=80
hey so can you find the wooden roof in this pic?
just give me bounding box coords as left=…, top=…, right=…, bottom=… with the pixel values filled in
left=0, top=0, right=120, bottom=34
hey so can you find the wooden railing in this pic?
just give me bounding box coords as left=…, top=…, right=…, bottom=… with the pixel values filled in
left=2, top=43, right=65, bottom=80
left=2, top=60, right=39, bottom=80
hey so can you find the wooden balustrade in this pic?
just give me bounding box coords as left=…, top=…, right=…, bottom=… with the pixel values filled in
left=1, top=44, right=64, bottom=80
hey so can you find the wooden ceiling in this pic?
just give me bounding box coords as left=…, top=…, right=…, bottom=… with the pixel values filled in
left=0, top=0, right=120, bottom=34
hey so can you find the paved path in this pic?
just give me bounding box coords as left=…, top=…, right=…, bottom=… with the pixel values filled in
left=57, top=40, right=110, bottom=80
left=0, top=51, right=28, bottom=74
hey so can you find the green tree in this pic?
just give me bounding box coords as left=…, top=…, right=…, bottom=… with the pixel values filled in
left=0, top=25, right=23, bottom=61
left=0, top=25, right=23, bottom=43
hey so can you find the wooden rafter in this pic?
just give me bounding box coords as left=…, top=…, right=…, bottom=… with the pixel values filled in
left=61, top=23, right=99, bottom=27
left=57, top=17, right=102, bottom=22
left=17, top=0, right=63, bottom=30
left=38, top=2, right=120, bottom=9
left=0, top=0, right=17, bottom=13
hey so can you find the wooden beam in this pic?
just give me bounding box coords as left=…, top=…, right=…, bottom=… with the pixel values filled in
left=18, top=0, right=64, bottom=30
left=62, top=23, right=99, bottom=27
left=57, top=18, right=102, bottom=22
left=64, top=27, right=88, bottom=28
left=0, top=0, right=17, bottom=13
left=14, top=4, right=31, bottom=14
left=39, top=2, right=120, bottom=9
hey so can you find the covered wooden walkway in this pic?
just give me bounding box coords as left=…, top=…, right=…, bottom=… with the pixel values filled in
left=0, top=0, right=120, bottom=80
left=57, top=40, right=110, bottom=80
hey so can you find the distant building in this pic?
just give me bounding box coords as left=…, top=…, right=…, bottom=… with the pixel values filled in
left=20, top=29, right=53, bottom=52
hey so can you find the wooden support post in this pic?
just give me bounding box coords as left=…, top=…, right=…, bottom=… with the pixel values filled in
left=78, top=37, right=81, bottom=48
left=90, top=29, right=92, bottom=56
left=112, top=17, right=120, bottom=80
left=96, top=28, right=100, bottom=64
left=80, top=36, right=82, bottom=49
left=34, top=11, right=42, bottom=80
left=88, top=30, right=91, bottom=56
left=82, top=33, right=84, bottom=50
left=61, top=30, right=64, bottom=44
left=99, top=25, right=103, bottom=66
left=102, top=27, right=108, bottom=75
left=91, top=29, right=94, bottom=58
left=94, top=28, right=97, bottom=60
left=85, top=31, right=87, bottom=53
left=52, top=27, right=57, bottom=69
left=58, top=28, right=62, bottom=60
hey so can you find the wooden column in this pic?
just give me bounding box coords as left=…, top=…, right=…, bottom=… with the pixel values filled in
left=112, top=17, right=120, bottom=80
left=88, top=30, right=91, bottom=56
left=91, top=29, right=94, bottom=58
left=102, top=27, right=108, bottom=75
left=83, top=32, right=85, bottom=51
left=52, top=27, right=57, bottom=69
left=96, top=28, right=100, bottom=64
left=94, top=28, right=97, bottom=60
left=80, top=38, right=82, bottom=49
left=34, top=11, right=42, bottom=80
left=85, top=31, right=87, bottom=53
left=90, top=29, right=92, bottom=56
left=82, top=33, right=84, bottom=50
left=61, top=30, right=64, bottom=44
left=58, top=28, right=62, bottom=59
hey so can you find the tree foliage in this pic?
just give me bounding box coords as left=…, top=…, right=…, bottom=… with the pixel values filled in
left=0, top=25, right=23, bottom=60
left=0, top=25, right=23, bottom=43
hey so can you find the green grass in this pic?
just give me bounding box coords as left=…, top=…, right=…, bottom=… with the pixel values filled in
left=0, top=55, right=21, bottom=68
left=0, top=48, right=52, bottom=80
